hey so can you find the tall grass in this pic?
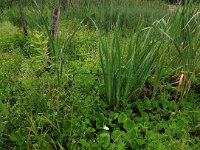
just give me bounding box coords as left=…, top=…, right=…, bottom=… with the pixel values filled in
left=64, top=0, right=168, bottom=31
left=94, top=0, right=199, bottom=107
left=92, top=19, right=161, bottom=107
left=156, top=0, right=200, bottom=99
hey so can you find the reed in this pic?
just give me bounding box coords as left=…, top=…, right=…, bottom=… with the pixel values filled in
left=92, top=18, right=161, bottom=108
left=156, top=0, right=200, bottom=99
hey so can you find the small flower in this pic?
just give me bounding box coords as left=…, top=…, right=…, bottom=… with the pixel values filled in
left=38, top=113, right=44, bottom=115
left=103, top=125, right=109, bottom=131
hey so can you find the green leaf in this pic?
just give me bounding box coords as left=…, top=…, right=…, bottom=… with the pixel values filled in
left=118, top=112, right=127, bottom=123
left=80, top=139, right=87, bottom=147
left=10, top=129, right=26, bottom=144
left=111, top=130, right=121, bottom=142
left=127, top=129, right=137, bottom=140
left=98, top=133, right=110, bottom=148
left=96, top=118, right=104, bottom=129
left=0, top=101, right=8, bottom=115
left=124, top=119, right=135, bottom=131
left=125, top=109, right=132, bottom=116
left=109, top=112, right=119, bottom=120
left=10, top=131, right=19, bottom=142
left=144, top=97, right=151, bottom=109
left=136, top=138, right=145, bottom=145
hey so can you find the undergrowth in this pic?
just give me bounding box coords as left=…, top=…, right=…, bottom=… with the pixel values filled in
left=0, top=0, right=199, bottom=149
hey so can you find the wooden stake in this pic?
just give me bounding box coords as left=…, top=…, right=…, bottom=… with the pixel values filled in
left=46, top=6, right=61, bottom=72
left=19, top=0, right=28, bottom=36
left=50, top=6, right=61, bottom=41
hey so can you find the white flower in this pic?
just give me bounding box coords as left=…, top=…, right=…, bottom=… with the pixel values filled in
left=37, top=113, right=44, bottom=115
left=103, top=125, right=109, bottom=131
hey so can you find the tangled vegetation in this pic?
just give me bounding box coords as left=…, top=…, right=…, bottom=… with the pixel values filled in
left=0, top=0, right=199, bottom=149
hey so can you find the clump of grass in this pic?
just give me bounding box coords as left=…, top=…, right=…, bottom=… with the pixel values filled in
left=93, top=19, right=161, bottom=108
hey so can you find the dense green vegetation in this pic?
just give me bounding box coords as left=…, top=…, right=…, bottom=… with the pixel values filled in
left=0, top=0, right=199, bottom=149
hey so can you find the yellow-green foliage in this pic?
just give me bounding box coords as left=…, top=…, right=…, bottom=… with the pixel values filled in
left=59, top=20, right=99, bottom=58
left=69, top=25, right=98, bottom=60
left=0, top=21, right=24, bottom=52
left=26, top=30, right=48, bottom=56
left=25, top=30, right=49, bottom=71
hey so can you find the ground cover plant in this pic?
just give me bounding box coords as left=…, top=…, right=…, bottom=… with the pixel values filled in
left=0, top=0, right=200, bottom=149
